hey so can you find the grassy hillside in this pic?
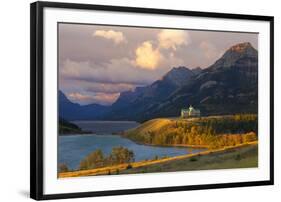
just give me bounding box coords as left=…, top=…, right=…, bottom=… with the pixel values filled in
left=124, top=114, right=258, bottom=148
left=121, top=144, right=258, bottom=174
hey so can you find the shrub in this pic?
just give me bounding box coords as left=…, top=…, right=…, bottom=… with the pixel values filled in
left=235, top=154, right=242, bottom=161
left=108, top=146, right=134, bottom=165
left=79, top=147, right=135, bottom=171
left=59, top=163, right=69, bottom=172
left=189, top=157, right=198, bottom=162
left=126, top=164, right=133, bottom=169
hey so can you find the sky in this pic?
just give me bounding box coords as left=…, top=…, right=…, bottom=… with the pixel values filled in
left=59, top=23, right=258, bottom=106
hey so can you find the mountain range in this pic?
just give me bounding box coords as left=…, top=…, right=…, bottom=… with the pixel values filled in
left=59, top=91, right=109, bottom=120
left=59, top=42, right=258, bottom=122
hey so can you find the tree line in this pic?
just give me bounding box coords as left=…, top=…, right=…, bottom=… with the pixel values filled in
left=59, top=146, right=135, bottom=172
left=125, top=114, right=258, bottom=149
left=79, top=146, right=134, bottom=170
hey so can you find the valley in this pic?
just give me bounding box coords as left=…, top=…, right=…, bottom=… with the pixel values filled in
left=58, top=42, right=259, bottom=178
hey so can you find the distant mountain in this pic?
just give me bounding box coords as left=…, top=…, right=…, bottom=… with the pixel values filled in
left=102, top=42, right=258, bottom=121
left=148, top=42, right=258, bottom=118
left=161, top=66, right=196, bottom=87
left=59, top=42, right=258, bottom=122
left=59, top=91, right=109, bottom=120
left=209, top=42, right=257, bottom=71
left=191, top=67, right=202, bottom=75
left=103, top=66, right=197, bottom=121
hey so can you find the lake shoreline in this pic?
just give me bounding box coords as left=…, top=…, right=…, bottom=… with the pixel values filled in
left=59, top=130, right=196, bottom=170
left=120, top=133, right=210, bottom=149
left=59, top=132, right=209, bottom=149
left=59, top=141, right=258, bottom=178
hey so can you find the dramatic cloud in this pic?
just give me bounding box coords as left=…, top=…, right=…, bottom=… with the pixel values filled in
left=67, top=92, right=120, bottom=105
left=59, top=78, right=136, bottom=94
left=59, top=23, right=258, bottom=105
left=135, top=41, right=162, bottom=70
left=85, top=82, right=135, bottom=94
left=158, top=30, right=190, bottom=50
left=60, top=58, right=167, bottom=85
left=93, top=30, right=126, bottom=44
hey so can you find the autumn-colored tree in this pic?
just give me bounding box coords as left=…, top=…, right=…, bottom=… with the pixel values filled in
left=124, top=114, right=258, bottom=148
left=108, top=146, right=134, bottom=165
left=79, top=149, right=104, bottom=170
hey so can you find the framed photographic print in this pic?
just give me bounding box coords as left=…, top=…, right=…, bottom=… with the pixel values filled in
left=30, top=1, right=274, bottom=200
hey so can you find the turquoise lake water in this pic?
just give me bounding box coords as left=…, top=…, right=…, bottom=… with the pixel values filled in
left=58, top=121, right=204, bottom=170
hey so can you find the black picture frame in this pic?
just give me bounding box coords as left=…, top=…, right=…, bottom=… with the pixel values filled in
left=30, top=1, right=274, bottom=200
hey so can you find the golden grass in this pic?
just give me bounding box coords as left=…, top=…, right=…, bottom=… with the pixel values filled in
left=126, top=118, right=172, bottom=134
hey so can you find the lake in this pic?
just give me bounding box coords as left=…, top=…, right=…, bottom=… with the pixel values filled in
left=73, top=120, right=140, bottom=134
left=58, top=121, right=205, bottom=170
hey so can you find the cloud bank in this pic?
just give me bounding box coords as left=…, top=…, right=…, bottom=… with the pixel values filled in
left=93, top=30, right=126, bottom=44
left=68, top=92, right=119, bottom=105
left=59, top=24, right=258, bottom=105
left=158, top=29, right=190, bottom=50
